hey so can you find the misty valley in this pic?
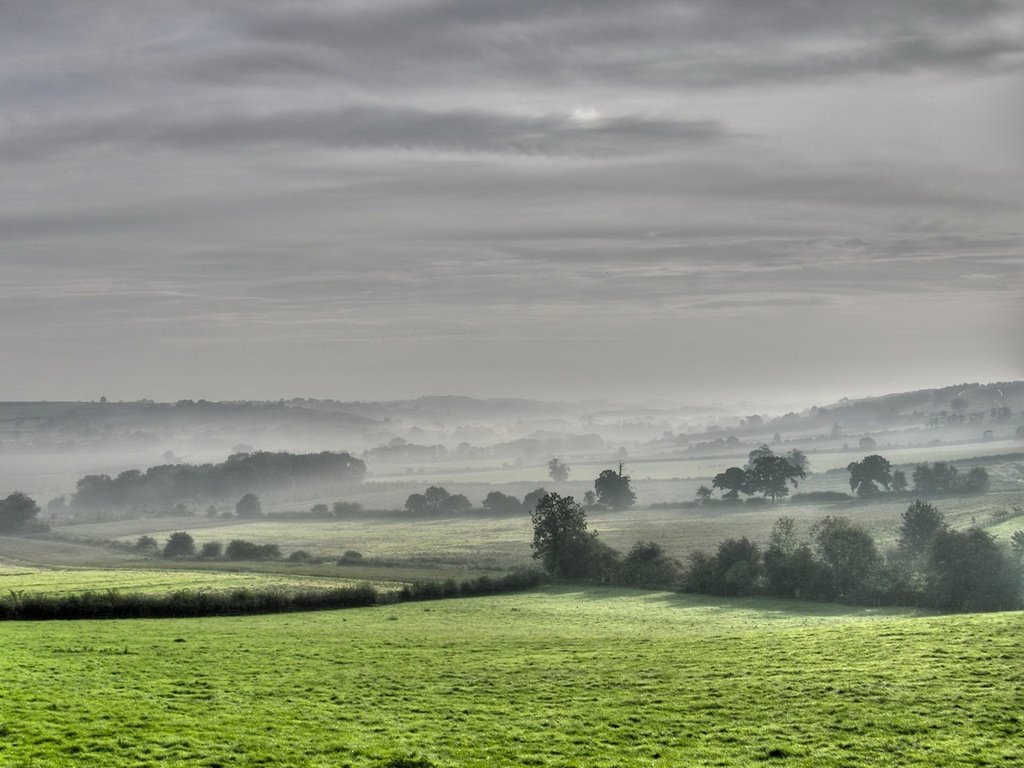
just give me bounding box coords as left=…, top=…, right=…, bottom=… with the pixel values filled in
left=1, top=382, right=1023, bottom=765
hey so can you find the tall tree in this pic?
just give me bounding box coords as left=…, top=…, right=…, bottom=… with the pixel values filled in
left=712, top=467, right=748, bottom=500
left=746, top=451, right=805, bottom=501
left=594, top=463, right=636, bottom=509
left=898, top=500, right=946, bottom=557
left=847, top=455, right=893, bottom=497
left=530, top=493, right=601, bottom=579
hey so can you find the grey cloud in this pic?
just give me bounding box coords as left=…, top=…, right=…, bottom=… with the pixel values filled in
left=233, top=0, right=1024, bottom=90
left=2, top=105, right=724, bottom=160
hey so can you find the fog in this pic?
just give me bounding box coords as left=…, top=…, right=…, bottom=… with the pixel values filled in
left=2, top=381, right=1021, bottom=508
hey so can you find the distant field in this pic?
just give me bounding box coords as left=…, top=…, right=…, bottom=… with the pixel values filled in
left=50, top=489, right=1024, bottom=574
left=0, top=562, right=400, bottom=597
left=0, top=588, right=1021, bottom=766
left=365, top=440, right=1024, bottom=486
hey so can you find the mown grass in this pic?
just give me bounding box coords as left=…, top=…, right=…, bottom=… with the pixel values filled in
left=0, top=587, right=1021, bottom=766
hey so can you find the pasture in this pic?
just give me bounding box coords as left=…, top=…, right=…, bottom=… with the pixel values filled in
left=51, top=489, right=1024, bottom=575
left=0, top=588, right=1021, bottom=766
left=0, top=562, right=400, bottom=597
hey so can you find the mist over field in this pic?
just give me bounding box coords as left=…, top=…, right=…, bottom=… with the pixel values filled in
left=2, top=2, right=1023, bottom=766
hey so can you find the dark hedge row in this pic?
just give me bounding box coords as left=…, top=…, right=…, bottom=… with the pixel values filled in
left=0, top=569, right=548, bottom=621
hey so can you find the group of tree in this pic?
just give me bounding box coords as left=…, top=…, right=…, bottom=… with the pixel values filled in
left=404, top=486, right=473, bottom=515
left=137, top=532, right=282, bottom=561
left=72, top=451, right=366, bottom=509
left=846, top=456, right=989, bottom=497
left=529, top=492, right=1021, bottom=612
left=912, top=462, right=990, bottom=495
left=710, top=446, right=808, bottom=502
left=689, top=502, right=1022, bottom=611
left=309, top=501, right=364, bottom=518
left=529, top=492, right=679, bottom=585
left=0, top=492, right=47, bottom=534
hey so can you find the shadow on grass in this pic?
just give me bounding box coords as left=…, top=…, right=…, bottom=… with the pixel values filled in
left=539, top=584, right=929, bottom=619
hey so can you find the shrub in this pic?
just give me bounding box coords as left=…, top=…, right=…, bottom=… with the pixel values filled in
left=225, top=539, right=281, bottom=561
left=199, top=541, right=223, bottom=559
left=163, top=532, right=196, bottom=559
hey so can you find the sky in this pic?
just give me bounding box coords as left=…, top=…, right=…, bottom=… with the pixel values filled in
left=2, top=0, right=1023, bottom=407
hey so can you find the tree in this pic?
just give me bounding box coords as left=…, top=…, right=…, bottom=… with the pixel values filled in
left=547, top=458, right=570, bottom=482
left=423, top=486, right=451, bottom=513
left=891, top=469, right=908, bottom=493
left=445, top=493, right=472, bottom=513
left=199, top=541, right=223, bottom=559
left=594, top=464, right=636, bottom=509
left=163, top=531, right=196, bottom=559
left=763, top=517, right=819, bottom=598
left=898, top=500, right=946, bottom=557
left=746, top=453, right=805, bottom=501
left=710, top=537, right=762, bottom=595
left=924, top=528, right=1020, bottom=611
left=523, top=487, right=548, bottom=512
left=962, top=467, right=990, bottom=494
left=0, top=492, right=41, bottom=534
left=786, top=449, right=810, bottom=474
left=235, top=493, right=262, bottom=518
left=847, top=455, right=892, bottom=497
left=530, top=492, right=603, bottom=579
left=134, top=535, right=159, bottom=554
left=712, top=467, right=748, bottom=500
left=695, top=485, right=713, bottom=503
left=859, top=436, right=877, bottom=451
left=583, top=490, right=597, bottom=506
left=811, top=516, right=879, bottom=600
left=619, top=541, right=682, bottom=588
left=404, top=493, right=427, bottom=513
left=482, top=491, right=522, bottom=515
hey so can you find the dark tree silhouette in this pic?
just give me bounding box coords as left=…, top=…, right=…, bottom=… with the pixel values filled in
left=847, top=455, right=893, bottom=497
left=530, top=493, right=600, bottom=578
left=547, top=458, right=570, bottom=482
left=235, top=493, right=263, bottom=518
left=594, top=464, right=636, bottom=509
left=163, top=531, right=196, bottom=559
left=0, top=492, right=41, bottom=534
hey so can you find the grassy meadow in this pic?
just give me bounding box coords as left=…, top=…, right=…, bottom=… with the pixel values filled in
left=42, top=488, right=1024, bottom=577
left=1, top=587, right=1022, bottom=766
left=0, top=561, right=401, bottom=597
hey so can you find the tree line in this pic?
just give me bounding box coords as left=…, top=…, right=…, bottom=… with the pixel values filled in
left=71, top=451, right=366, bottom=509
left=529, top=492, right=1022, bottom=612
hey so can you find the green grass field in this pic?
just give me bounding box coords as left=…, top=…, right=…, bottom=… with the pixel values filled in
left=0, top=562, right=401, bottom=597
left=0, top=587, right=1021, bottom=766
left=47, top=489, right=1024, bottom=576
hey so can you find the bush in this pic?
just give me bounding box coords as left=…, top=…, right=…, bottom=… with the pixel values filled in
left=225, top=539, right=281, bottom=561
left=337, top=550, right=364, bottom=563
left=163, top=532, right=196, bottom=559
left=288, top=550, right=315, bottom=563
left=199, top=541, right=223, bottom=559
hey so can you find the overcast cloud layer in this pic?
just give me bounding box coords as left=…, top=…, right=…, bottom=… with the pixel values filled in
left=2, top=0, right=1022, bottom=405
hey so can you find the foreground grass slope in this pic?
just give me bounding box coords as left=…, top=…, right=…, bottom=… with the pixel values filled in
left=1, top=588, right=1021, bottom=767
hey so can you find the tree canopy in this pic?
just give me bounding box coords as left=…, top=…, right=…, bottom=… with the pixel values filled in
left=847, top=454, right=893, bottom=497
left=594, top=464, right=636, bottom=509
left=0, top=492, right=41, bottom=534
